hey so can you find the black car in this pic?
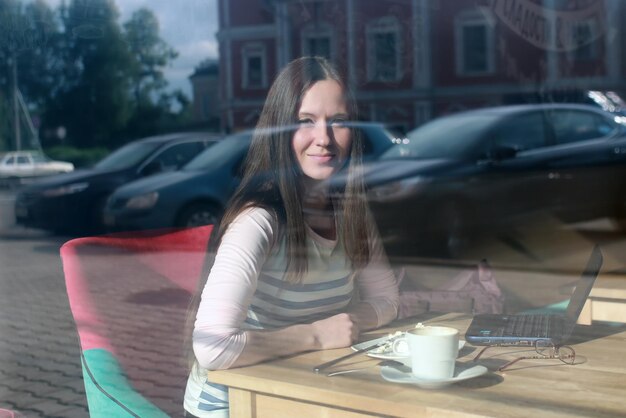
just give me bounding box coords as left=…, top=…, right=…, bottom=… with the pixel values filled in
left=333, top=104, right=626, bottom=257
left=102, top=123, right=398, bottom=231
left=15, top=132, right=219, bottom=234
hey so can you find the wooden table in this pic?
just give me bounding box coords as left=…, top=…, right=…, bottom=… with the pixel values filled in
left=208, top=313, right=626, bottom=418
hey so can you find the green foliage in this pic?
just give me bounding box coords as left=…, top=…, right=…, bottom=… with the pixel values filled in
left=2, top=0, right=190, bottom=152
left=45, top=144, right=109, bottom=168
left=124, top=8, right=177, bottom=104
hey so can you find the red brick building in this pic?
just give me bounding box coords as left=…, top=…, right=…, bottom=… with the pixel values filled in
left=216, top=0, right=626, bottom=132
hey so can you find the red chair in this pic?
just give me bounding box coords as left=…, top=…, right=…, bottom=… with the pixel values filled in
left=60, top=226, right=212, bottom=417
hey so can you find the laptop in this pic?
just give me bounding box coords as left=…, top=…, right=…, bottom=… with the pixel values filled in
left=465, top=245, right=603, bottom=346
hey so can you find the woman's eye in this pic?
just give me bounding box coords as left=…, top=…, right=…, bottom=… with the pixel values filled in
left=298, top=118, right=314, bottom=126
left=331, top=119, right=348, bottom=127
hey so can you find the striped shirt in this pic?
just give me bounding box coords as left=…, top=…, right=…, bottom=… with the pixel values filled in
left=184, top=207, right=399, bottom=417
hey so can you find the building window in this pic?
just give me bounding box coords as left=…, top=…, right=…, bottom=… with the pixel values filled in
left=366, top=17, right=402, bottom=82
left=301, top=23, right=334, bottom=60
left=305, top=37, right=331, bottom=59
left=242, top=44, right=267, bottom=89
left=571, top=20, right=599, bottom=61
left=455, top=9, right=495, bottom=76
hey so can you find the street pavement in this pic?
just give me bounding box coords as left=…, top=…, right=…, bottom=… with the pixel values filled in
left=0, top=209, right=88, bottom=416
left=0, top=189, right=192, bottom=418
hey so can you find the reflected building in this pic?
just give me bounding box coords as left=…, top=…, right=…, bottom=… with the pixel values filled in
left=189, top=59, right=221, bottom=129
left=216, top=0, right=625, bottom=132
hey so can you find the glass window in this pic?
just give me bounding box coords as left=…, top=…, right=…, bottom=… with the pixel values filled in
left=242, top=44, right=267, bottom=89
left=572, top=20, right=599, bottom=61
left=455, top=10, right=495, bottom=75
left=305, top=37, right=331, bottom=59
left=246, top=56, right=263, bottom=87
left=382, top=113, right=498, bottom=160
left=7, top=2, right=626, bottom=416
left=548, top=110, right=617, bottom=144
left=151, top=141, right=207, bottom=170
left=491, top=113, right=547, bottom=152
left=16, top=156, right=30, bottom=165
left=94, top=141, right=161, bottom=170
left=463, top=25, right=487, bottom=73
left=185, top=134, right=251, bottom=171
left=301, top=23, right=335, bottom=60
left=367, top=17, right=401, bottom=82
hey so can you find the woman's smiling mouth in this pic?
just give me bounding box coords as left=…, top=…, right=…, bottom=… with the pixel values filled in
left=308, top=154, right=335, bottom=163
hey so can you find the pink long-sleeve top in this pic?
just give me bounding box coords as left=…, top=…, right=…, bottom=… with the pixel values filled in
left=192, top=206, right=399, bottom=370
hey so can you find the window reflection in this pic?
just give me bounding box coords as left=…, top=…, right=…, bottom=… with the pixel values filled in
left=2, top=1, right=626, bottom=417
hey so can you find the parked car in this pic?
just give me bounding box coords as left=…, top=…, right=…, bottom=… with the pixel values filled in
left=0, top=151, right=74, bottom=187
left=15, top=132, right=219, bottom=234
left=333, top=104, right=626, bottom=257
left=102, top=123, right=398, bottom=231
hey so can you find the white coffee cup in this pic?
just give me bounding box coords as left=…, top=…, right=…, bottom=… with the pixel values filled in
left=390, top=336, right=410, bottom=356
left=389, top=329, right=460, bottom=357
left=404, top=326, right=459, bottom=380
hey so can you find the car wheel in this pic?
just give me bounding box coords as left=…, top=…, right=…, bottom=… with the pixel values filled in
left=177, top=203, right=221, bottom=228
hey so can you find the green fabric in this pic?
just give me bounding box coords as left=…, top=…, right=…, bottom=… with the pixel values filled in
left=81, top=348, right=169, bottom=418
left=522, top=299, right=569, bottom=314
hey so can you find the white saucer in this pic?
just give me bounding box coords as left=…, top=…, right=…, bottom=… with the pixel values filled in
left=380, top=362, right=488, bottom=389
left=352, top=337, right=466, bottom=361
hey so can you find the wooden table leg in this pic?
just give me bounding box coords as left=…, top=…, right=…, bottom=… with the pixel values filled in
left=578, top=299, right=592, bottom=325
left=229, top=387, right=254, bottom=418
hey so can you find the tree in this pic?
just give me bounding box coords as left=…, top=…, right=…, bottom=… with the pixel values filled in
left=124, top=8, right=178, bottom=104
left=121, top=8, right=180, bottom=140
left=0, top=0, right=61, bottom=150
left=2, top=0, right=184, bottom=151
left=47, top=0, right=133, bottom=148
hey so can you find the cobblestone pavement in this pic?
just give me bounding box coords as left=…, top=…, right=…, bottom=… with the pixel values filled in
left=0, top=226, right=196, bottom=417
left=0, top=228, right=89, bottom=418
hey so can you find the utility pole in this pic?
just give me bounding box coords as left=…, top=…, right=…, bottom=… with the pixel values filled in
left=12, top=55, right=21, bottom=151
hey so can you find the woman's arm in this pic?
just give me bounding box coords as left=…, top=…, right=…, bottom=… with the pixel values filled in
left=230, top=312, right=358, bottom=367
left=348, top=214, right=400, bottom=330
left=192, top=207, right=360, bottom=370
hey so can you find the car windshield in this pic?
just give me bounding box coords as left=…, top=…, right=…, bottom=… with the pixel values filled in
left=184, top=134, right=250, bottom=171
left=380, top=113, right=498, bottom=160
left=94, top=141, right=162, bottom=170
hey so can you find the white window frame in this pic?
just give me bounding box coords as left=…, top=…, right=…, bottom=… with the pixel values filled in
left=454, top=9, right=495, bottom=76
left=300, top=23, right=335, bottom=60
left=366, top=16, right=402, bottom=82
left=241, top=43, right=268, bottom=89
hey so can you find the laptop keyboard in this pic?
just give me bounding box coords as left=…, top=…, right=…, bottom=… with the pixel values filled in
left=505, top=314, right=552, bottom=337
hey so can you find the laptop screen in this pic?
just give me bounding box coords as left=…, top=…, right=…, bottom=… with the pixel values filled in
left=565, top=245, right=603, bottom=323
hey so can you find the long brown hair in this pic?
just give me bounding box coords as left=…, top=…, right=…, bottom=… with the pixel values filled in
left=185, top=57, right=371, bottom=364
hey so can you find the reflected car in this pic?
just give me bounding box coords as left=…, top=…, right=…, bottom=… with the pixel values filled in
left=0, top=151, right=74, bottom=187
left=15, top=132, right=219, bottom=234
left=102, top=123, right=398, bottom=231
left=333, top=104, right=626, bottom=258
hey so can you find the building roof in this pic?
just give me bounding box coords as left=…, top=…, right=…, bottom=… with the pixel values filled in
left=189, top=60, right=219, bottom=79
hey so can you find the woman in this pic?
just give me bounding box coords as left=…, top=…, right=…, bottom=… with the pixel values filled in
left=184, top=56, right=399, bottom=417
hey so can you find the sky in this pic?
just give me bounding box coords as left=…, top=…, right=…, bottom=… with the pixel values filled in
left=47, top=0, right=220, bottom=98
left=115, top=0, right=220, bottom=98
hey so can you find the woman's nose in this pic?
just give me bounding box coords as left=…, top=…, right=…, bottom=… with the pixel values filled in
left=313, top=121, right=332, bottom=146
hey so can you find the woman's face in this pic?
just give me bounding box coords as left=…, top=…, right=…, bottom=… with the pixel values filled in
left=292, top=79, right=352, bottom=183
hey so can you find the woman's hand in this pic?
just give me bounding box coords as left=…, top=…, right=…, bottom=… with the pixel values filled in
left=311, top=313, right=359, bottom=350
